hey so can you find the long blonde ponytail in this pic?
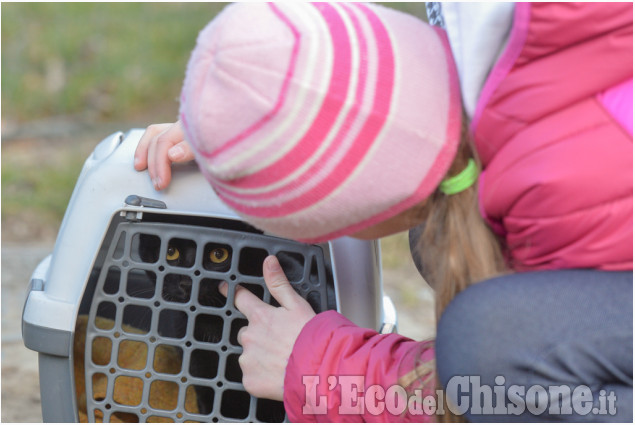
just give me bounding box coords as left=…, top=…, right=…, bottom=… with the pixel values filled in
left=415, top=123, right=508, bottom=320
left=400, top=121, right=508, bottom=422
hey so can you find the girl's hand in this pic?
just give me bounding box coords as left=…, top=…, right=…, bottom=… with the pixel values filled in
left=134, top=120, right=195, bottom=190
left=219, top=255, right=316, bottom=401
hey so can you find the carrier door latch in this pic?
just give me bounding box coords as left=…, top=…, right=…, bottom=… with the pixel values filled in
left=121, top=195, right=167, bottom=221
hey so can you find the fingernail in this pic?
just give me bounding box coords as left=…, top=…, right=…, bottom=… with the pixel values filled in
left=134, top=157, right=140, bottom=168
left=153, top=177, right=162, bottom=190
left=219, top=281, right=228, bottom=294
left=265, top=256, right=281, bottom=272
left=168, top=145, right=184, bottom=160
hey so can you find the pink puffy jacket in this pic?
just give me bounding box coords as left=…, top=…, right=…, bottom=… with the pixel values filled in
left=474, top=2, right=633, bottom=271
left=284, top=3, right=633, bottom=422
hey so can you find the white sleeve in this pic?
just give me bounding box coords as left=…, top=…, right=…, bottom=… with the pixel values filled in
left=434, top=2, right=515, bottom=119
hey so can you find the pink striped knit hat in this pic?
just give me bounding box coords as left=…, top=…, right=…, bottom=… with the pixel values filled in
left=180, top=2, right=461, bottom=243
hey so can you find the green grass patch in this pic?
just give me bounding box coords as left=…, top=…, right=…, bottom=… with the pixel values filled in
left=1, top=149, right=87, bottom=226
left=2, top=3, right=228, bottom=122
left=1, top=2, right=425, bottom=123
left=381, top=232, right=415, bottom=269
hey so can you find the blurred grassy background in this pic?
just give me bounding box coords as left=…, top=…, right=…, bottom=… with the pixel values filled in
left=2, top=3, right=226, bottom=123
left=1, top=2, right=427, bottom=244
left=2, top=2, right=426, bottom=124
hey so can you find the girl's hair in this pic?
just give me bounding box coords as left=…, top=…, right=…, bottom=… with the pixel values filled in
left=416, top=120, right=508, bottom=320
left=399, top=120, right=508, bottom=421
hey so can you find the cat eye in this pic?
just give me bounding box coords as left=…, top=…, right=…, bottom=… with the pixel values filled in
left=166, top=246, right=180, bottom=261
left=209, top=248, right=229, bottom=264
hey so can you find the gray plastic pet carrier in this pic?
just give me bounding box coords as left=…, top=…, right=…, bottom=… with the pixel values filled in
left=22, top=129, right=397, bottom=423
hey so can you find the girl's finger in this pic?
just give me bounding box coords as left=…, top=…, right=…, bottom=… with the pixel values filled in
left=168, top=140, right=195, bottom=162
left=219, top=282, right=271, bottom=322
left=134, top=123, right=172, bottom=171
left=236, top=326, right=247, bottom=346
left=263, top=256, right=308, bottom=311
left=148, top=122, right=186, bottom=190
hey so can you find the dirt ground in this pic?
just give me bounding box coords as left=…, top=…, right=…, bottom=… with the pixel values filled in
left=2, top=243, right=53, bottom=423
left=1, top=130, right=434, bottom=423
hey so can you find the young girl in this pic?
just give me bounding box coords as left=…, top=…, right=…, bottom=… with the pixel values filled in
left=135, top=2, right=632, bottom=421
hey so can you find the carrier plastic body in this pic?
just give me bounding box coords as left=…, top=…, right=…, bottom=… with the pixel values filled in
left=22, top=129, right=395, bottom=422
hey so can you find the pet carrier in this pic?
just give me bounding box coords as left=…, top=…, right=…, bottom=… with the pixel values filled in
left=22, top=129, right=397, bottom=423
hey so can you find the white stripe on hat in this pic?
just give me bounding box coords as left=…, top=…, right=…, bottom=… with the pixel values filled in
left=212, top=2, right=383, bottom=206
left=210, top=3, right=332, bottom=179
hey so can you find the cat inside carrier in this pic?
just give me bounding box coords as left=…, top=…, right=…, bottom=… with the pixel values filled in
left=22, top=129, right=395, bottom=423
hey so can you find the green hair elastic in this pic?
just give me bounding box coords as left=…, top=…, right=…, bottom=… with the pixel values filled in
left=439, top=158, right=479, bottom=195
